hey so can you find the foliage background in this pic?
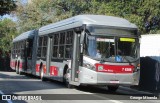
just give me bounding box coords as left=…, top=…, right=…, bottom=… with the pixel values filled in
left=1, top=0, right=160, bottom=54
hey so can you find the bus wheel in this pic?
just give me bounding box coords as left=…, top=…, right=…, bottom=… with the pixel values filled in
left=19, top=70, right=23, bottom=75
left=64, top=70, right=74, bottom=88
left=16, top=68, right=19, bottom=74
left=19, top=71, right=22, bottom=75
left=65, top=80, right=74, bottom=89
left=40, top=68, right=46, bottom=81
left=16, top=66, right=19, bottom=74
left=107, top=85, right=119, bottom=92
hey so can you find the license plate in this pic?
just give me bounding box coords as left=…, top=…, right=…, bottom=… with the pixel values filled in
left=109, top=80, right=119, bottom=83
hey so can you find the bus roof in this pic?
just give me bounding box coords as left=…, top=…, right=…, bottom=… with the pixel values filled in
left=39, top=15, right=137, bottom=35
left=13, top=30, right=35, bottom=42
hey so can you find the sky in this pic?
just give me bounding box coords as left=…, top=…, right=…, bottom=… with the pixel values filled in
left=1, top=0, right=28, bottom=21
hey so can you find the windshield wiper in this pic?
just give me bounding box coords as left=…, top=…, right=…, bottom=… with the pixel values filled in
left=121, top=55, right=132, bottom=65
left=100, top=57, right=106, bottom=63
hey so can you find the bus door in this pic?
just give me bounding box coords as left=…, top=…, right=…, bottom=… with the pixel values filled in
left=46, top=36, right=51, bottom=77
left=25, top=39, right=33, bottom=71
left=71, top=31, right=80, bottom=82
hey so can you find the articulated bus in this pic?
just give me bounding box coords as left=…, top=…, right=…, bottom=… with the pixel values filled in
left=10, top=15, right=140, bottom=91
left=10, top=30, right=38, bottom=75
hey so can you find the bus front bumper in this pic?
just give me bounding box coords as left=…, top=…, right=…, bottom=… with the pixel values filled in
left=78, top=67, right=140, bottom=86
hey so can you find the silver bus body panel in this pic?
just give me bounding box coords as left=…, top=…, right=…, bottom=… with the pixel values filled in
left=36, top=59, right=46, bottom=76
left=79, top=56, right=140, bottom=86
left=79, top=66, right=140, bottom=86
left=49, top=61, right=68, bottom=77
left=13, top=30, right=35, bottom=43
left=39, top=15, right=137, bottom=36
left=36, top=60, right=70, bottom=82
left=11, top=30, right=37, bottom=74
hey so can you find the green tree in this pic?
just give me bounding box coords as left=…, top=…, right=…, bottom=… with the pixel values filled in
left=0, top=18, right=18, bottom=52
left=15, top=0, right=56, bottom=32
left=14, top=0, right=160, bottom=34
left=0, top=0, right=17, bottom=16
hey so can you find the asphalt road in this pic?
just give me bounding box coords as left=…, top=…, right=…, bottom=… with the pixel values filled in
left=0, top=71, right=159, bottom=103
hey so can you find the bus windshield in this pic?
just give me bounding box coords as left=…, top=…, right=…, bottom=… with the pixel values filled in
left=86, top=36, right=139, bottom=63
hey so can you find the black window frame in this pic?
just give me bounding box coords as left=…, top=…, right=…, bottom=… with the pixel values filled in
left=51, top=30, right=74, bottom=60
left=52, top=33, right=60, bottom=58
left=37, top=36, right=48, bottom=58
left=65, top=31, right=73, bottom=59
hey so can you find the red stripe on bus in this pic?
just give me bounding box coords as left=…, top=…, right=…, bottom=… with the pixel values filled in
left=36, top=64, right=40, bottom=72
left=11, top=61, right=15, bottom=68
left=10, top=61, right=15, bottom=70
left=50, top=66, right=58, bottom=76
left=95, top=64, right=134, bottom=73
left=19, top=62, right=23, bottom=69
left=10, top=61, right=14, bottom=67
left=43, top=65, right=46, bottom=74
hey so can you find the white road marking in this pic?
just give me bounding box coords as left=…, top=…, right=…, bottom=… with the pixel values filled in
left=109, top=100, right=124, bottom=103
left=0, top=90, right=13, bottom=103
left=76, top=89, right=123, bottom=103
left=79, top=91, right=93, bottom=94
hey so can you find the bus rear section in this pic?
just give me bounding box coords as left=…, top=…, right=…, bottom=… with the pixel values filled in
left=10, top=30, right=37, bottom=75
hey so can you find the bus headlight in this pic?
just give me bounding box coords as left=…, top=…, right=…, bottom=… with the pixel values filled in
left=83, top=63, right=96, bottom=71
left=133, top=66, right=140, bottom=72
left=133, top=67, right=137, bottom=72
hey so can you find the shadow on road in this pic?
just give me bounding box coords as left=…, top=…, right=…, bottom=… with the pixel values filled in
left=0, top=71, right=160, bottom=100
left=0, top=72, right=66, bottom=94
left=76, top=86, right=159, bottom=100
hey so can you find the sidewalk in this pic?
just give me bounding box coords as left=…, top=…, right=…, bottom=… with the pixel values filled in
left=121, top=86, right=160, bottom=98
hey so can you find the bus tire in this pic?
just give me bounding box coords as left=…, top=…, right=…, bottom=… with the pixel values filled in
left=16, top=67, right=19, bottom=74
left=18, top=63, right=23, bottom=75
left=64, top=69, right=74, bottom=89
left=107, top=85, right=119, bottom=92
left=16, top=62, right=19, bottom=74
left=19, top=70, right=23, bottom=75
left=40, top=67, right=46, bottom=81
left=65, top=81, right=74, bottom=89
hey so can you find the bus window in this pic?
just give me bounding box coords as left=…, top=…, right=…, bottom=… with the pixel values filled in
left=60, top=32, right=65, bottom=44
left=65, top=45, right=72, bottom=58
left=66, top=31, right=73, bottom=44
left=27, top=39, right=33, bottom=58
left=37, top=37, right=43, bottom=57
left=87, top=36, right=97, bottom=57
left=117, top=37, right=138, bottom=60
left=86, top=36, right=115, bottom=61
left=20, top=41, right=25, bottom=58
left=52, top=46, right=58, bottom=57
left=54, top=34, right=59, bottom=45
left=59, top=46, right=64, bottom=58
left=59, top=32, right=65, bottom=58
left=42, top=36, right=47, bottom=58
left=65, top=31, right=73, bottom=59
left=52, top=34, right=59, bottom=58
